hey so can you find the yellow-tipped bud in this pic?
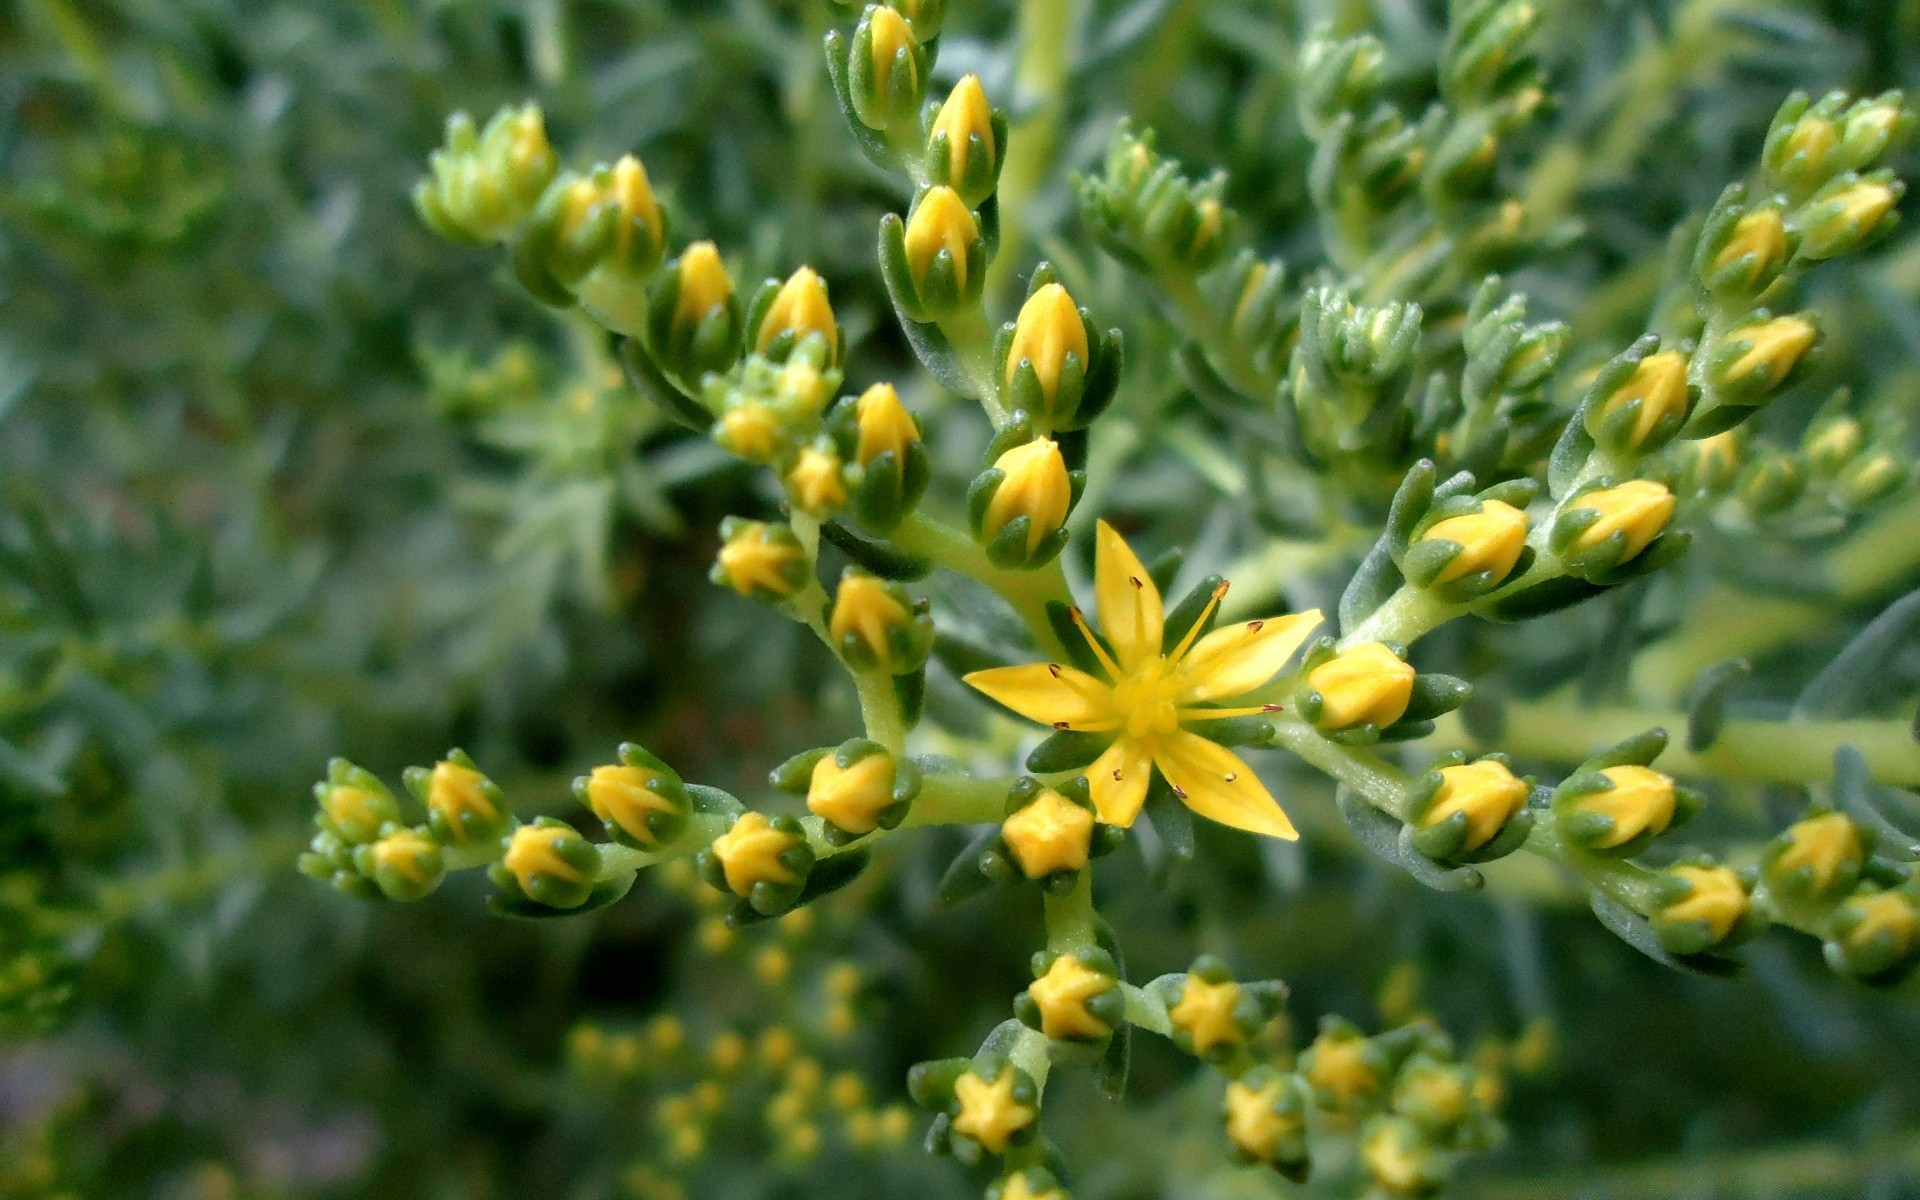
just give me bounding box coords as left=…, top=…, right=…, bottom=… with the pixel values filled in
left=853, top=382, right=920, bottom=466
left=1771, top=811, right=1864, bottom=895
left=606, top=154, right=663, bottom=259
left=1423, top=760, right=1529, bottom=852
left=1025, top=955, right=1114, bottom=1041
left=1800, top=178, right=1900, bottom=258
left=369, top=828, right=442, bottom=893
left=930, top=75, right=998, bottom=205
left=980, top=438, right=1071, bottom=556
left=950, top=1070, right=1036, bottom=1154
left=1597, top=351, right=1691, bottom=448
left=786, top=446, right=848, bottom=516
left=715, top=402, right=780, bottom=462
left=584, top=764, right=681, bottom=847
left=710, top=811, right=802, bottom=896
left=807, top=752, right=896, bottom=836
left=427, top=759, right=502, bottom=837
left=714, top=520, right=809, bottom=601
left=1000, top=787, right=1095, bottom=879
left=1579, top=765, right=1679, bottom=849
left=1168, top=975, right=1244, bottom=1056
left=1710, top=210, right=1786, bottom=289
left=1308, top=642, right=1416, bottom=731
left=1716, top=315, right=1816, bottom=396
left=1224, top=1076, right=1305, bottom=1164
left=1005, top=284, right=1089, bottom=409
left=828, top=573, right=918, bottom=671
left=1565, top=480, right=1675, bottom=562
left=504, top=823, right=589, bottom=894
left=758, top=267, right=838, bottom=357
left=672, top=241, right=734, bottom=341
left=1416, top=500, right=1529, bottom=587
left=1659, top=863, right=1750, bottom=943
left=902, top=186, right=978, bottom=293
left=867, top=8, right=918, bottom=111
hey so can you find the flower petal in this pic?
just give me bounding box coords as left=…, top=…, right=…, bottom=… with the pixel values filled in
left=1154, top=731, right=1297, bottom=840
left=1087, top=737, right=1152, bottom=826
left=1176, top=610, right=1324, bottom=703
left=1093, top=520, right=1164, bottom=672
left=963, top=663, right=1116, bottom=731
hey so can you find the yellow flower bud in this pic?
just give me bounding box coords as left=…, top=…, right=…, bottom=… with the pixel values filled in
left=950, top=1070, right=1035, bottom=1153
left=1597, top=351, right=1691, bottom=447
left=853, top=382, right=920, bottom=466
left=709, top=811, right=802, bottom=896
left=1660, top=863, right=1749, bottom=943
left=902, top=186, right=978, bottom=293
left=807, top=752, right=896, bottom=835
left=774, top=357, right=834, bottom=420
left=1224, top=1076, right=1304, bottom=1163
left=1005, top=283, right=1089, bottom=411
left=1717, top=315, right=1816, bottom=395
left=320, top=783, right=396, bottom=843
left=1782, top=116, right=1838, bottom=167
left=1362, top=1118, right=1442, bottom=1196
left=980, top=438, right=1071, bottom=556
left=1423, top=760, right=1529, bottom=852
left=1026, top=955, right=1114, bottom=1041
left=866, top=7, right=918, bottom=113
left=1839, top=890, right=1919, bottom=961
left=714, top=520, right=808, bottom=601
left=1710, top=209, right=1786, bottom=288
left=1566, top=480, right=1675, bottom=562
left=929, top=75, right=997, bottom=204
left=1303, top=1027, right=1382, bottom=1110
left=786, top=445, right=848, bottom=515
left=503, top=824, right=589, bottom=894
left=584, top=764, right=680, bottom=847
left=1416, top=499, right=1529, bottom=587
left=1772, top=811, right=1864, bottom=894
left=605, top=154, right=663, bottom=260
left=1000, top=787, right=1095, bottom=879
left=427, top=759, right=502, bottom=837
left=758, top=267, right=837, bottom=357
left=672, top=241, right=734, bottom=342
left=715, top=403, right=779, bottom=462
left=1801, top=178, right=1900, bottom=258
left=828, top=573, right=912, bottom=667
left=1308, top=642, right=1415, bottom=731
left=1576, top=765, right=1679, bottom=849
left=370, top=829, right=441, bottom=890
left=1168, top=975, right=1243, bottom=1056
left=1805, top=417, right=1863, bottom=472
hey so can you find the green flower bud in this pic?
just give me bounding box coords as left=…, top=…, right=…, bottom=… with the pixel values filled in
left=647, top=241, right=743, bottom=382
left=1408, top=756, right=1533, bottom=862
left=1552, top=480, right=1676, bottom=573
left=1823, top=887, right=1919, bottom=984
left=355, top=827, right=446, bottom=902
left=573, top=743, right=691, bottom=850
left=1301, top=1016, right=1390, bottom=1115
left=1803, top=415, right=1864, bottom=475
left=848, top=5, right=925, bottom=135
left=414, top=103, right=557, bottom=243
left=1736, top=449, right=1807, bottom=517
left=492, top=817, right=602, bottom=910
left=1695, top=188, right=1792, bottom=300
left=1796, top=171, right=1904, bottom=260
left=1650, top=861, right=1758, bottom=956
left=1015, top=948, right=1121, bottom=1043
left=409, top=751, right=511, bottom=846
left=571, top=155, right=668, bottom=335
left=712, top=518, right=811, bottom=602
left=1762, top=811, right=1869, bottom=907
left=1408, top=501, right=1530, bottom=591
left=314, top=758, right=402, bottom=845
left=1586, top=349, right=1693, bottom=454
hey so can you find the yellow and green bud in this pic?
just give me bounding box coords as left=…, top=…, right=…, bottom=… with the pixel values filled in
left=985, top=1168, right=1068, bottom=1200
left=834, top=382, right=930, bottom=533
left=993, top=272, right=1122, bottom=431
left=490, top=818, right=602, bottom=910
left=712, top=400, right=781, bottom=463
left=1015, top=948, right=1121, bottom=1043
left=1407, top=499, right=1530, bottom=592
left=1409, top=756, right=1533, bottom=862
left=1651, top=861, right=1758, bottom=956
left=1392, top=1054, right=1478, bottom=1140
left=314, top=758, right=402, bottom=845
left=968, top=437, right=1077, bottom=570
left=883, top=186, right=985, bottom=322
left=1586, top=348, right=1693, bottom=453
left=1823, top=887, right=1919, bottom=984
left=949, top=1064, right=1038, bottom=1158
left=355, top=827, right=446, bottom=902
left=1698, top=198, right=1789, bottom=299
left=1306, top=642, right=1415, bottom=732
left=997, top=782, right=1098, bottom=883
left=1736, top=448, right=1808, bottom=517
left=1078, top=122, right=1234, bottom=274
left=1301, top=1016, right=1389, bottom=1115
left=1360, top=1115, right=1448, bottom=1199
left=413, top=103, right=557, bottom=244
left=803, top=739, right=919, bottom=841
left=927, top=75, right=1001, bottom=207
left=698, top=810, right=814, bottom=917
left=1833, top=448, right=1910, bottom=511
left=1555, top=764, right=1692, bottom=854
left=567, top=155, right=669, bottom=335
left=785, top=443, right=850, bottom=517
left=1762, top=811, right=1869, bottom=906
left=407, top=750, right=511, bottom=845
left=750, top=266, right=841, bottom=365
left=514, top=172, right=618, bottom=304
left=711, top=518, right=811, bottom=602
left=1707, top=314, right=1817, bottom=409
left=574, top=743, right=690, bottom=850
left=1222, top=1067, right=1311, bottom=1178
left=1679, top=431, right=1744, bottom=496
left=1164, top=959, right=1256, bottom=1061
left=647, top=241, right=742, bottom=382
left=1553, top=480, right=1676, bottom=573
left=1796, top=172, right=1903, bottom=260
left=846, top=5, right=925, bottom=135
left=827, top=570, right=933, bottom=675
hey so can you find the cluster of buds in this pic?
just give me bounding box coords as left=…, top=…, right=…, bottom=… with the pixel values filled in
left=300, top=757, right=449, bottom=903
left=1285, top=287, right=1425, bottom=482
left=992, top=265, right=1123, bottom=433
left=967, top=426, right=1084, bottom=570
left=413, top=104, right=557, bottom=244
left=975, top=777, right=1126, bottom=893
left=513, top=156, right=668, bottom=328
left=1550, top=731, right=1701, bottom=858
left=908, top=1056, right=1041, bottom=1165
left=1077, top=123, right=1233, bottom=276
left=702, top=337, right=844, bottom=515
left=1448, top=279, right=1565, bottom=473
left=1296, top=27, right=1427, bottom=219
left=770, top=738, right=922, bottom=845
left=1294, top=639, right=1470, bottom=745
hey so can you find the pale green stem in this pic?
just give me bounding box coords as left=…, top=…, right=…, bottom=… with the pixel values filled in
left=1043, top=869, right=1097, bottom=954
left=1120, top=982, right=1173, bottom=1036
left=853, top=668, right=907, bottom=755
left=1266, top=719, right=1410, bottom=816
left=935, top=304, right=1008, bottom=423
left=594, top=811, right=735, bottom=879
left=891, top=511, right=1073, bottom=657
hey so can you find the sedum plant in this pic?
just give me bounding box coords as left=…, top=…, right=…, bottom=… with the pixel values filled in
left=5, top=0, right=1920, bottom=1197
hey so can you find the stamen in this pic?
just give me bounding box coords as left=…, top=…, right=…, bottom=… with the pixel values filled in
left=1067, top=605, right=1123, bottom=679
left=1047, top=663, right=1061, bottom=677
left=1171, top=784, right=1188, bottom=800
left=1111, top=769, right=1123, bottom=781
left=1054, top=721, right=1071, bottom=730
left=1167, top=580, right=1231, bottom=665
left=1176, top=702, right=1282, bottom=721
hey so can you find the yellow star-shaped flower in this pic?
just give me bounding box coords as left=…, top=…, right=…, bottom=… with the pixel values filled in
left=1224, top=1077, right=1300, bottom=1160
left=1168, top=975, right=1244, bottom=1056
left=710, top=812, right=801, bottom=896
left=1000, top=788, right=1094, bottom=878
left=1026, top=956, right=1113, bottom=1041
left=951, top=1070, right=1035, bottom=1153
left=965, top=521, right=1322, bottom=838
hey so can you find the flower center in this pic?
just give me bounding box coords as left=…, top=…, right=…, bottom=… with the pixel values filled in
left=1112, top=658, right=1181, bottom=740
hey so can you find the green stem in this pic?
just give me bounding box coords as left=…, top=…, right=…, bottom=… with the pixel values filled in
left=892, top=511, right=1072, bottom=656
left=853, top=668, right=908, bottom=755
left=1267, top=719, right=1411, bottom=816
left=935, top=304, right=1007, bottom=423
left=594, top=811, right=734, bottom=879
left=908, top=773, right=1011, bottom=826
left=1042, top=869, right=1097, bottom=954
